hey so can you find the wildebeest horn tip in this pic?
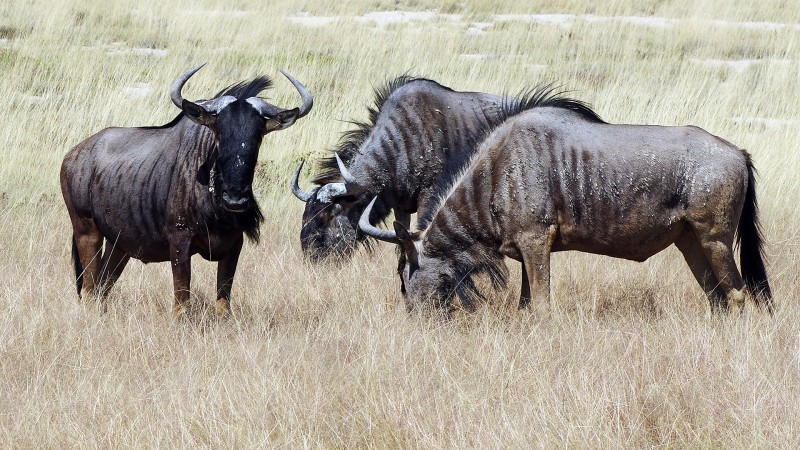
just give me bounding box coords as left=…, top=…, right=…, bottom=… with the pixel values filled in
left=359, top=197, right=400, bottom=244
left=291, top=160, right=314, bottom=202
left=170, top=63, right=207, bottom=109
left=335, top=153, right=359, bottom=187
left=279, top=69, right=314, bottom=118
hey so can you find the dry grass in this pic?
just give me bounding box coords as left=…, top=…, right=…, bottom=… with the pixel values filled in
left=1, top=0, right=800, bottom=447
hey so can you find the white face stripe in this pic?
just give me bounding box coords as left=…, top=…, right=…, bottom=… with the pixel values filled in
left=197, top=95, right=236, bottom=113
left=245, top=97, right=263, bottom=113
left=316, top=183, right=348, bottom=203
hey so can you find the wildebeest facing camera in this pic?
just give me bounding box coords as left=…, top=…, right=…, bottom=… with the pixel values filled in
left=61, top=64, right=313, bottom=316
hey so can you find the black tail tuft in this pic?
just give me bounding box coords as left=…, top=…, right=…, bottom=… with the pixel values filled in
left=72, top=235, right=83, bottom=297
left=736, top=152, right=773, bottom=312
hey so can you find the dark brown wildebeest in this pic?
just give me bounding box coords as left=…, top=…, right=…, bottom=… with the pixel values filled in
left=360, top=106, right=772, bottom=314
left=61, top=64, right=312, bottom=315
left=291, top=77, right=601, bottom=265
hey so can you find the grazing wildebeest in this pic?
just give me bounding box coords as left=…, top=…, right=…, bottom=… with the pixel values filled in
left=61, top=64, right=313, bottom=315
left=359, top=106, right=772, bottom=314
left=291, top=77, right=601, bottom=265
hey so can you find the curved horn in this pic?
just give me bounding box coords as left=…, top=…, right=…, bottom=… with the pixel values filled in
left=335, top=153, right=359, bottom=187
left=359, top=197, right=400, bottom=244
left=247, top=97, right=283, bottom=118
left=170, top=63, right=206, bottom=109
left=248, top=70, right=314, bottom=119
left=279, top=69, right=314, bottom=118
left=291, top=160, right=315, bottom=202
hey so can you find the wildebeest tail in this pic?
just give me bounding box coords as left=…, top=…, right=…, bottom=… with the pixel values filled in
left=736, top=153, right=772, bottom=312
left=72, top=235, right=83, bottom=297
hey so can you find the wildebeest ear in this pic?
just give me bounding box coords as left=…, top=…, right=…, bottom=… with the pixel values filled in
left=393, top=221, right=419, bottom=269
left=182, top=100, right=216, bottom=127
left=265, top=107, right=300, bottom=132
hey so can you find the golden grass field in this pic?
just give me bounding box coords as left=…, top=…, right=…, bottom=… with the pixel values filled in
left=1, top=0, right=799, bottom=446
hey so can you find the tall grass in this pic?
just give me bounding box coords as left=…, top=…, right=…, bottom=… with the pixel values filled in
left=1, top=0, right=799, bottom=446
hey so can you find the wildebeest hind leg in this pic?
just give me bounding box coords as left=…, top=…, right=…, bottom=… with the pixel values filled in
left=215, top=236, right=243, bottom=317
left=675, top=232, right=726, bottom=312
left=73, top=219, right=104, bottom=300
left=703, top=241, right=746, bottom=312
left=692, top=231, right=746, bottom=313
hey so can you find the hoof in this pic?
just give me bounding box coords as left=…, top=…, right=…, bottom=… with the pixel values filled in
left=172, top=303, right=189, bottom=318
left=215, top=298, right=231, bottom=317
left=728, top=288, right=746, bottom=312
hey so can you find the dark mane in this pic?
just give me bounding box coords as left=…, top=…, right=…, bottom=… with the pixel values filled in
left=488, top=84, right=604, bottom=141
left=502, top=84, right=603, bottom=123
left=226, top=201, right=264, bottom=244
left=452, top=254, right=509, bottom=309
left=137, top=113, right=185, bottom=130
left=312, top=75, right=437, bottom=185
left=215, top=76, right=273, bottom=100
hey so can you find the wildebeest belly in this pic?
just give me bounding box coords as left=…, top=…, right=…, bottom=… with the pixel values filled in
left=95, top=215, right=241, bottom=263
left=92, top=216, right=171, bottom=263
left=553, top=214, right=687, bottom=262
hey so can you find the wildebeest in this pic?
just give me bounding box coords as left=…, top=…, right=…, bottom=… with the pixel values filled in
left=61, top=64, right=313, bottom=315
left=359, top=105, right=772, bottom=313
left=291, top=76, right=601, bottom=264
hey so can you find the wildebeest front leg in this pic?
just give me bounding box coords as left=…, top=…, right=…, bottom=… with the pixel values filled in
left=519, top=256, right=551, bottom=310
left=518, top=226, right=557, bottom=310
left=215, top=235, right=243, bottom=317
left=394, top=211, right=411, bottom=231
left=169, top=235, right=192, bottom=316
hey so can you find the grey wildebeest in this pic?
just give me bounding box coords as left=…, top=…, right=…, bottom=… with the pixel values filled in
left=61, top=64, right=312, bottom=315
left=359, top=105, right=772, bottom=314
left=291, top=76, right=602, bottom=267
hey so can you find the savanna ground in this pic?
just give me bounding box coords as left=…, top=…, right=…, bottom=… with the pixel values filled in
left=1, top=0, right=799, bottom=447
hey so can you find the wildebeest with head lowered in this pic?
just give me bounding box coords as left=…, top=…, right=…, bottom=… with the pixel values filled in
left=61, top=64, right=312, bottom=315
left=360, top=105, right=772, bottom=314
left=291, top=77, right=601, bottom=264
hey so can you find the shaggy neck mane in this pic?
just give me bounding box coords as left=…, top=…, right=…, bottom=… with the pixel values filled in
left=215, top=75, right=273, bottom=100
left=312, top=75, right=445, bottom=185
